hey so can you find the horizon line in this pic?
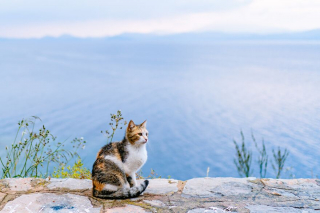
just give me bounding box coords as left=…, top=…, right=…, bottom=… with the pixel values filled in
left=1, top=29, right=320, bottom=40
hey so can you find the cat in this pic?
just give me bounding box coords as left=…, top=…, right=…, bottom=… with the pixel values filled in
left=92, top=120, right=149, bottom=199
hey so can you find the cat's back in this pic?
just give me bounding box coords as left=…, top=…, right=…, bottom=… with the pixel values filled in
left=96, top=141, right=123, bottom=159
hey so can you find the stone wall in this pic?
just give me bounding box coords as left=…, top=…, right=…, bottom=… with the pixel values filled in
left=0, top=177, right=319, bottom=212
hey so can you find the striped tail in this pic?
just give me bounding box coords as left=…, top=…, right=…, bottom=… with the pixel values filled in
left=93, top=180, right=149, bottom=199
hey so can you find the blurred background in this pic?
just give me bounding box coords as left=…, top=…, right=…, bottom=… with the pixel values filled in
left=1, top=0, right=320, bottom=180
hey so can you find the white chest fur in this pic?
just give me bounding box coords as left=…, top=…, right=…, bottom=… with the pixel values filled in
left=123, top=144, right=148, bottom=175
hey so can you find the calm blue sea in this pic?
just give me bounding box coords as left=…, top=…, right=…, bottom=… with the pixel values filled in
left=1, top=39, right=320, bottom=180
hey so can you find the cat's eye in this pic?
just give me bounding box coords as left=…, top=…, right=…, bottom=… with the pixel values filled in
left=146, top=133, right=148, bottom=136
left=138, top=133, right=142, bottom=136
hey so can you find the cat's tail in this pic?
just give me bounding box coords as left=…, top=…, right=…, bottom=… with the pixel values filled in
left=93, top=180, right=149, bottom=199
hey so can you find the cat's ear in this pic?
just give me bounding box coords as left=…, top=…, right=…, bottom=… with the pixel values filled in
left=140, top=120, right=147, bottom=128
left=128, top=120, right=136, bottom=130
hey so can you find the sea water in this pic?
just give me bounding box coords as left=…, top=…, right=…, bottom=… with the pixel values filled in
left=0, top=39, right=319, bottom=180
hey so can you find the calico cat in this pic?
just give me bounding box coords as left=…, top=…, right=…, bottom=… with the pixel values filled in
left=92, top=120, right=149, bottom=199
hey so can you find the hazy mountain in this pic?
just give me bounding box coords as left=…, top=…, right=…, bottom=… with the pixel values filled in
left=1, top=29, right=319, bottom=41
left=109, top=30, right=320, bottom=42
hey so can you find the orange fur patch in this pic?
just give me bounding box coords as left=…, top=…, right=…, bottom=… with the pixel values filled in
left=96, top=163, right=105, bottom=170
left=96, top=149, right=102, bottom=159
left=112, top=143, right=122, bottom=161
left=93, top=180, right=105, bottom=191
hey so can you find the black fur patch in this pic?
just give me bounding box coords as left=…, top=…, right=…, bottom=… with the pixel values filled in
left=126, top=175, right=134, bottom=187
left=96, top=143, right=113, bottom=157
left=117, top=137, right=129, bottom=163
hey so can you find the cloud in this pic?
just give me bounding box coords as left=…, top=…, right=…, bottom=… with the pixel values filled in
left=0, top=0, right=250, bottom=22
left=1, top=0, right=320, bottom=38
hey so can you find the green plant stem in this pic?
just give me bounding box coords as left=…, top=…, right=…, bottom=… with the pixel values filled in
left=20, top=138, right=34, bottom=177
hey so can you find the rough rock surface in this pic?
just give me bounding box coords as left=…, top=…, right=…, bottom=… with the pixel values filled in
left=144, top=179, right=179, bottom=195
left=1, top=193, right=101, bottom=213
left=47, top=178, right=92, bottom=191
left=0, top=178, right=319, bottom=213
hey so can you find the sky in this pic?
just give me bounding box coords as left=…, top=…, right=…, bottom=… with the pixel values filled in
left=1, top=0, right=320, bottom=38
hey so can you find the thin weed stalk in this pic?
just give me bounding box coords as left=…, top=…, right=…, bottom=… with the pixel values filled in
left=101, top=110, right=127, bottom=143
left=272, top=147, right=289, bottom=179
left=233, top=131, right=253, bottom=177
left=252, top=132, right=268, bottom=178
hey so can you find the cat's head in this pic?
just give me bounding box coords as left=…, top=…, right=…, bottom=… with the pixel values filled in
left=126, top=120, right=148, bottom=145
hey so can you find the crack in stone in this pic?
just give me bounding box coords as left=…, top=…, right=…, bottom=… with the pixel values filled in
left=268, top=186, right=295, bottom=191
left=0, top=194, right=8, bottom=211
left=166, top=196, right=175, bottom=213
left=177, top=180, right=187, bottom=193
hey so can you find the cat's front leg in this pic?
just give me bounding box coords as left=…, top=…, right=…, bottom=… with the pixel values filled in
left=126, top=173, right=137, bottom=187
left=131, top=173, right=138, bottom=186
